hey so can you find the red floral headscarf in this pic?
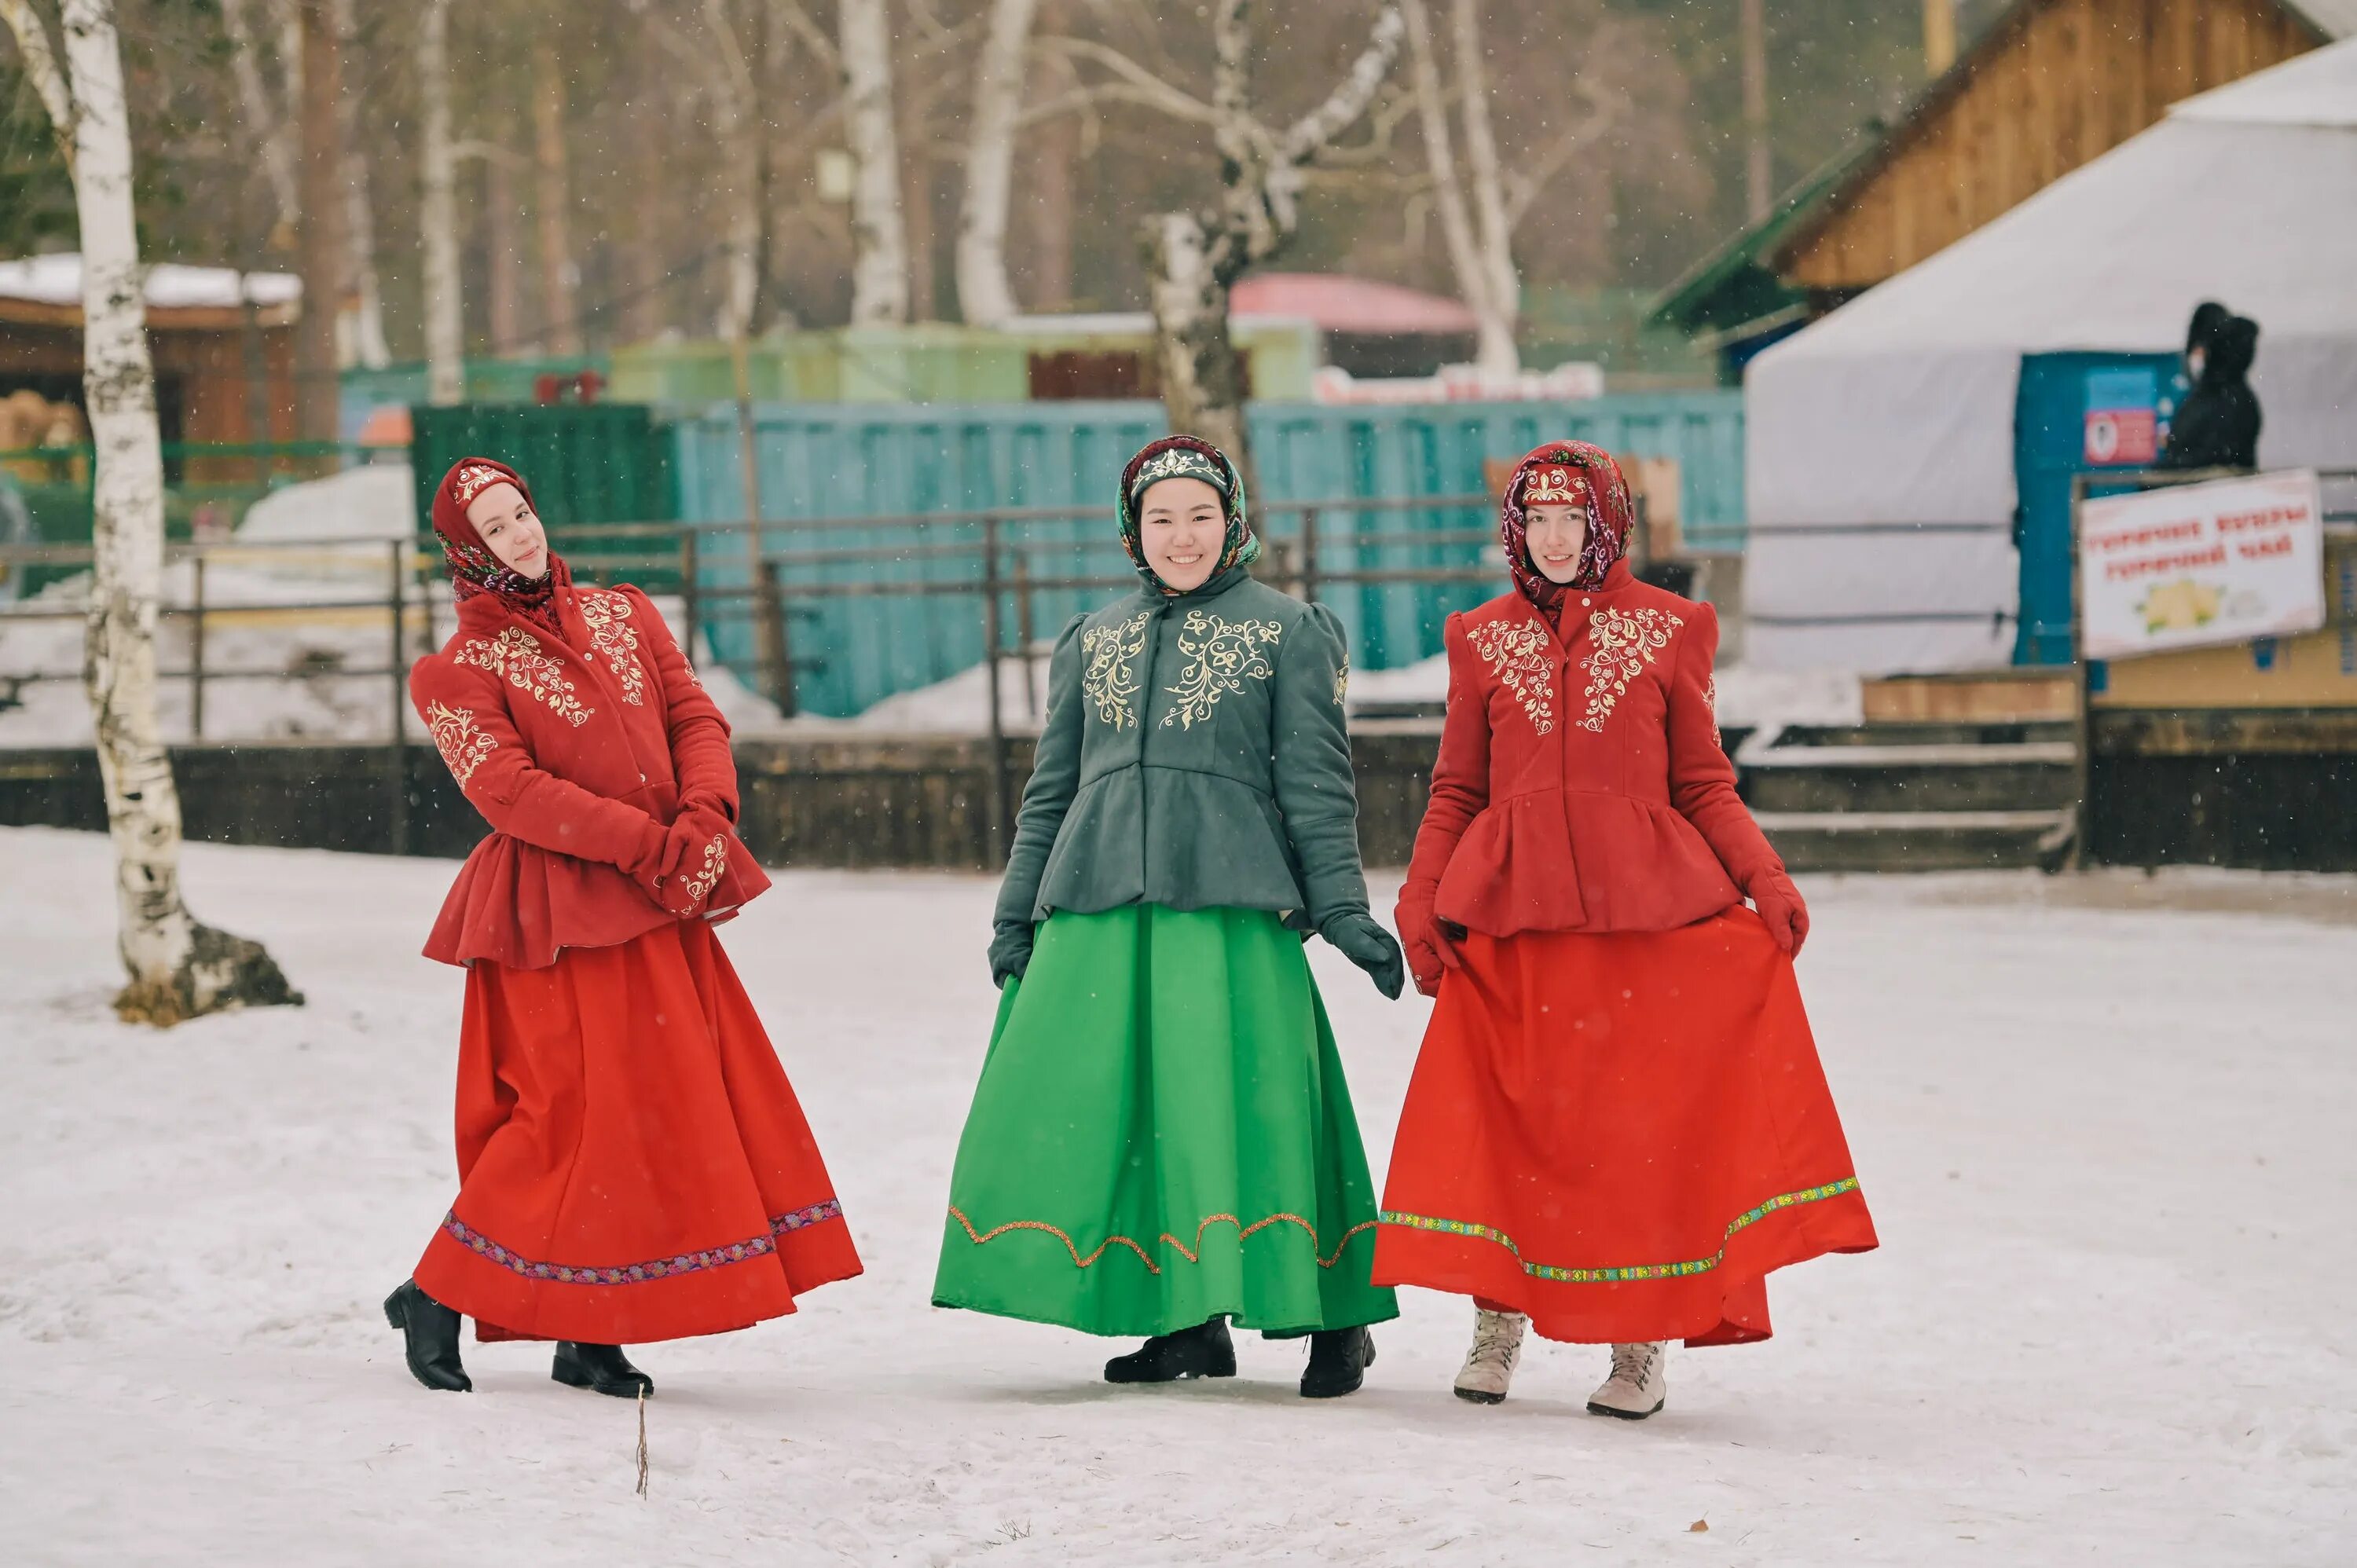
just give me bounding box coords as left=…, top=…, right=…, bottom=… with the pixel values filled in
left=431, top=456, right=571, bottom=638
left=1499, top=439, right=1633, bottom=614
left=1117, top=434, right=1260, bottom=595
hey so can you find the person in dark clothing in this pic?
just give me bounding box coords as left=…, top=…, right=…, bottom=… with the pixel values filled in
left=2157, top=313, right=2261, bottom=471
left=2158, top=300, right=2231, bottom=439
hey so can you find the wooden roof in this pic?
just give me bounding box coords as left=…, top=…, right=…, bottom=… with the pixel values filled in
left=1653, top=0, right=2343, bottom=335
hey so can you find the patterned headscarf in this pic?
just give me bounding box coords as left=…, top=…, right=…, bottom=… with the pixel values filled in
left=1500, top=439, right=1633, bottom=614
left=431, top=456, right=571, bottom=638
left=1116, top=434, right=1260, bottom=595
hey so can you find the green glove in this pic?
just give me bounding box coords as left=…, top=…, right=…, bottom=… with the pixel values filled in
left=988, top=921, right=1035, bottom=988
left=1321, top=911, right=1405, bottom=1000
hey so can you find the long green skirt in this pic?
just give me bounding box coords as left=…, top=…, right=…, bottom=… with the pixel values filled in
left=933, top=903, right=1398, bottom=1338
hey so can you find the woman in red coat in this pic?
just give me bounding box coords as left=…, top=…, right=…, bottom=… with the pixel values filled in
left=1374, top=441, right=1875, bottom=1419
left=383, top=456, right=860, bottom=1397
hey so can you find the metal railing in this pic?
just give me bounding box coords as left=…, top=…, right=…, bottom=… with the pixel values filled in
left=2, top=490, right=1675, bottom=861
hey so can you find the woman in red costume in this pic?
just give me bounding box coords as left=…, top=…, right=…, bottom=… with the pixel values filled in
left=1375, top=441, right=1875, bottom=1419
left=383, top=456, right=860, bottom=1397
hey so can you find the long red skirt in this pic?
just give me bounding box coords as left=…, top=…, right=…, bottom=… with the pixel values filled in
left=1373, top=907, right=1875, bottom=1346
left=412, top=920, right=861, bottom=1344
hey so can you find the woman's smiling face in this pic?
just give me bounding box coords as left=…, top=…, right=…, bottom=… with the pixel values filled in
left=1523, top=501, right=1591, bottom=584
left=1138, top=476, right=1225, bottom=592
left=464, top=482, right=550, bottom=580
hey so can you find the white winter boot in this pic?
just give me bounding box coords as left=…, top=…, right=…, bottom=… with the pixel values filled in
left=1452, top=1308, right=1527, bottom=1405
left=1585, top=1341, right=1668, bottom=1420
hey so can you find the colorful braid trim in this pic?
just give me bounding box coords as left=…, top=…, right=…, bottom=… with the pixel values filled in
left=946, top=1204, right=1377, bottom=1275
left=441, top=1200, right=845, bottom=1287
left=1379, top=1178, right=1861, bottom=1284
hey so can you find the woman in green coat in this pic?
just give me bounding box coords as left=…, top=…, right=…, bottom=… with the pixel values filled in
left=933, top=434, right=1406, bottom=1398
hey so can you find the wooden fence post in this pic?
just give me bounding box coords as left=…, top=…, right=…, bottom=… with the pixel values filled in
left=188, top=551, right=207, bottom=740
left=981, top=513, right=1010, bottom=867
left=387, top=538, right=411, bottom=856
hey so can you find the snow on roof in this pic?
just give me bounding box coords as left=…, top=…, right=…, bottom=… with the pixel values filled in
left=1229, top=273, right=1479, bottom=336
left=2172, top=28, right=2357, bottom=126
left=1741, top=35, right=2357, bottom=673
left=0, top=254, right=301, bottom=310
left=2286, top=0, right=2357, bottom=40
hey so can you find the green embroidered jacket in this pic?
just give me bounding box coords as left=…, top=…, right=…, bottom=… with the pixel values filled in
left=992, top=565, right=1370, bottom=954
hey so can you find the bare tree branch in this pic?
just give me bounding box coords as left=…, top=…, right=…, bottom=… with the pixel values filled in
left=0, top=0, right=78, bottom=174
left=1034, top=35, right=1219, bottom=126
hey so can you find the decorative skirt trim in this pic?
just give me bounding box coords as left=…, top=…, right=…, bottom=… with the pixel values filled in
left=947, top=1204, right=1378, bottom=1276
left=1380, top=1178, right=1861, bottom=1284
left=442, top=1200, right=845, bottom=1287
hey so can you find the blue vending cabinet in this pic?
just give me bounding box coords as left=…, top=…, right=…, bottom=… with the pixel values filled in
left=2011, top=352, right=2180, bottom=665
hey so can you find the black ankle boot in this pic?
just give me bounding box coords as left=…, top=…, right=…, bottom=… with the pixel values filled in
left=1103, top=1317, right=1237, bottom=1384
left=1299, top=1325, right=1376, bottom=1398
left=554, top=1342, right=654, bottom=1398
left=383, top=1280, right=471, bottom=1392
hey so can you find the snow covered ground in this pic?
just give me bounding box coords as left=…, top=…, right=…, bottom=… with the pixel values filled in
left=2, top=827, right=2351, bottom=1565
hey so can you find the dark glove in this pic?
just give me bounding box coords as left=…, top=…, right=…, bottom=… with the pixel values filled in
left=1748, top=869, right=1810, bottom=957
left=647, top=807, right=733, bottom=919
left=1322, top=911, right=1406, bottom=1000
left=988, top=921, right=1035, bottom=989
left=1392, top=892, right=1463, bottom=998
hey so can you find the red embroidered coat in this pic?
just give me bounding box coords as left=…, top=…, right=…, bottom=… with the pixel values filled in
left=1399, top=561, right=1783, bottom=940
left=409, top=584, right=769, bottom=969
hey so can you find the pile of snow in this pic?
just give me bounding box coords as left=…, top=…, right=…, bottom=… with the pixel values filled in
left=1, top=826, right=2351, bottom=1561
left=0, top=551, right=459, bottom=747
left=0, top=464, right=763, bottom=749
left=235, top=462, right=416, bottom=547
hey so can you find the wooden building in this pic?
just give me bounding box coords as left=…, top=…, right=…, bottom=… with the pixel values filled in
left=0, top=255, right=302, bottom=456
left=1655, top=0, right=2355, bottom=367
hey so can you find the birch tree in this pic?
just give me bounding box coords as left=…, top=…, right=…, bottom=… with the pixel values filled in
left=1402, top=0, right=1516, bottom=375
left=331, top=0, right=391, bottom=368
left=1140, top=0, right=1404, bottom=488
left=838, top=0, right=907, bottom=325
left=1, top=0, right=298, bottom=1024
left=955, top=0, right=1038, bottom=328
left=418, top=0, right=463, bottom=405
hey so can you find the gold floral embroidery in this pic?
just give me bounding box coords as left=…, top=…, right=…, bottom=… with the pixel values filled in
left=1703, top=672, right=1722, bottom=748
left=1465, top=617, right=1557, bottom=735
left=679, top=833, right=728, bottom=904
left=576, top=591, right=645, bottom=706
left=1579, top=607, right=1684, bottom=733
left=454, top=627, right=593, bottom=726
left=1334, top=654, right=1351, bottom=708
left=1160, top=610, right=1282, bottom=729
left=1080, top=611, right=1150, bottom=729
left=423, top=701, right=497, bottom=786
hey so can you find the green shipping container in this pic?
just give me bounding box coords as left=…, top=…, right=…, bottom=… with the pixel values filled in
left=409, top=404, right=678, bottom=533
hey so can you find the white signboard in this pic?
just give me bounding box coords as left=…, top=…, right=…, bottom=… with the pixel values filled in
left=2079, top=470, right=2326, bottom=660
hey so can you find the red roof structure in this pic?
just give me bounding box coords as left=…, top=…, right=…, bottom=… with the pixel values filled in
left=1232, top=273, right=1479, bottom=335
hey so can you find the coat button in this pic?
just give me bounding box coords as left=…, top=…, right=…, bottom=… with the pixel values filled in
left=1582, top=596, right=1592, bottom=607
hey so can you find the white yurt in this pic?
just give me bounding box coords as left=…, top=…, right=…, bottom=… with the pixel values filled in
left=1742, top=37, right=2357, bottom=673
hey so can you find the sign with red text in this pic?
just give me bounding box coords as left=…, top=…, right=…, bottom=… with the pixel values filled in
left=2080, top=471, right=2326, bottom=659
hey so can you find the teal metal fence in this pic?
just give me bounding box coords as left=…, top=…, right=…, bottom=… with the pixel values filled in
left=669, top=394, right=1744, bottom=716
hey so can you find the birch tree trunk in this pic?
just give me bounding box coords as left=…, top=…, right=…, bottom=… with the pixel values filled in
left=1141, top=0, right=1402, bottom=487
left=1400, top=0, right=1497, bottom=367
left=35, top=0, right=299, bottom=1022
left=325, top=0, right=390, bottom=367
left=955, top=0, right=1038, bottom=328
left=418, top=0, right=464, bottom=405
left=1451, top=0, right=1517, bottom=376
left=1140, top=212, right=1251, bottom=475
left=219, top=0, right=299, bottom=240
left=838, top=0, right=907, bottom=325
